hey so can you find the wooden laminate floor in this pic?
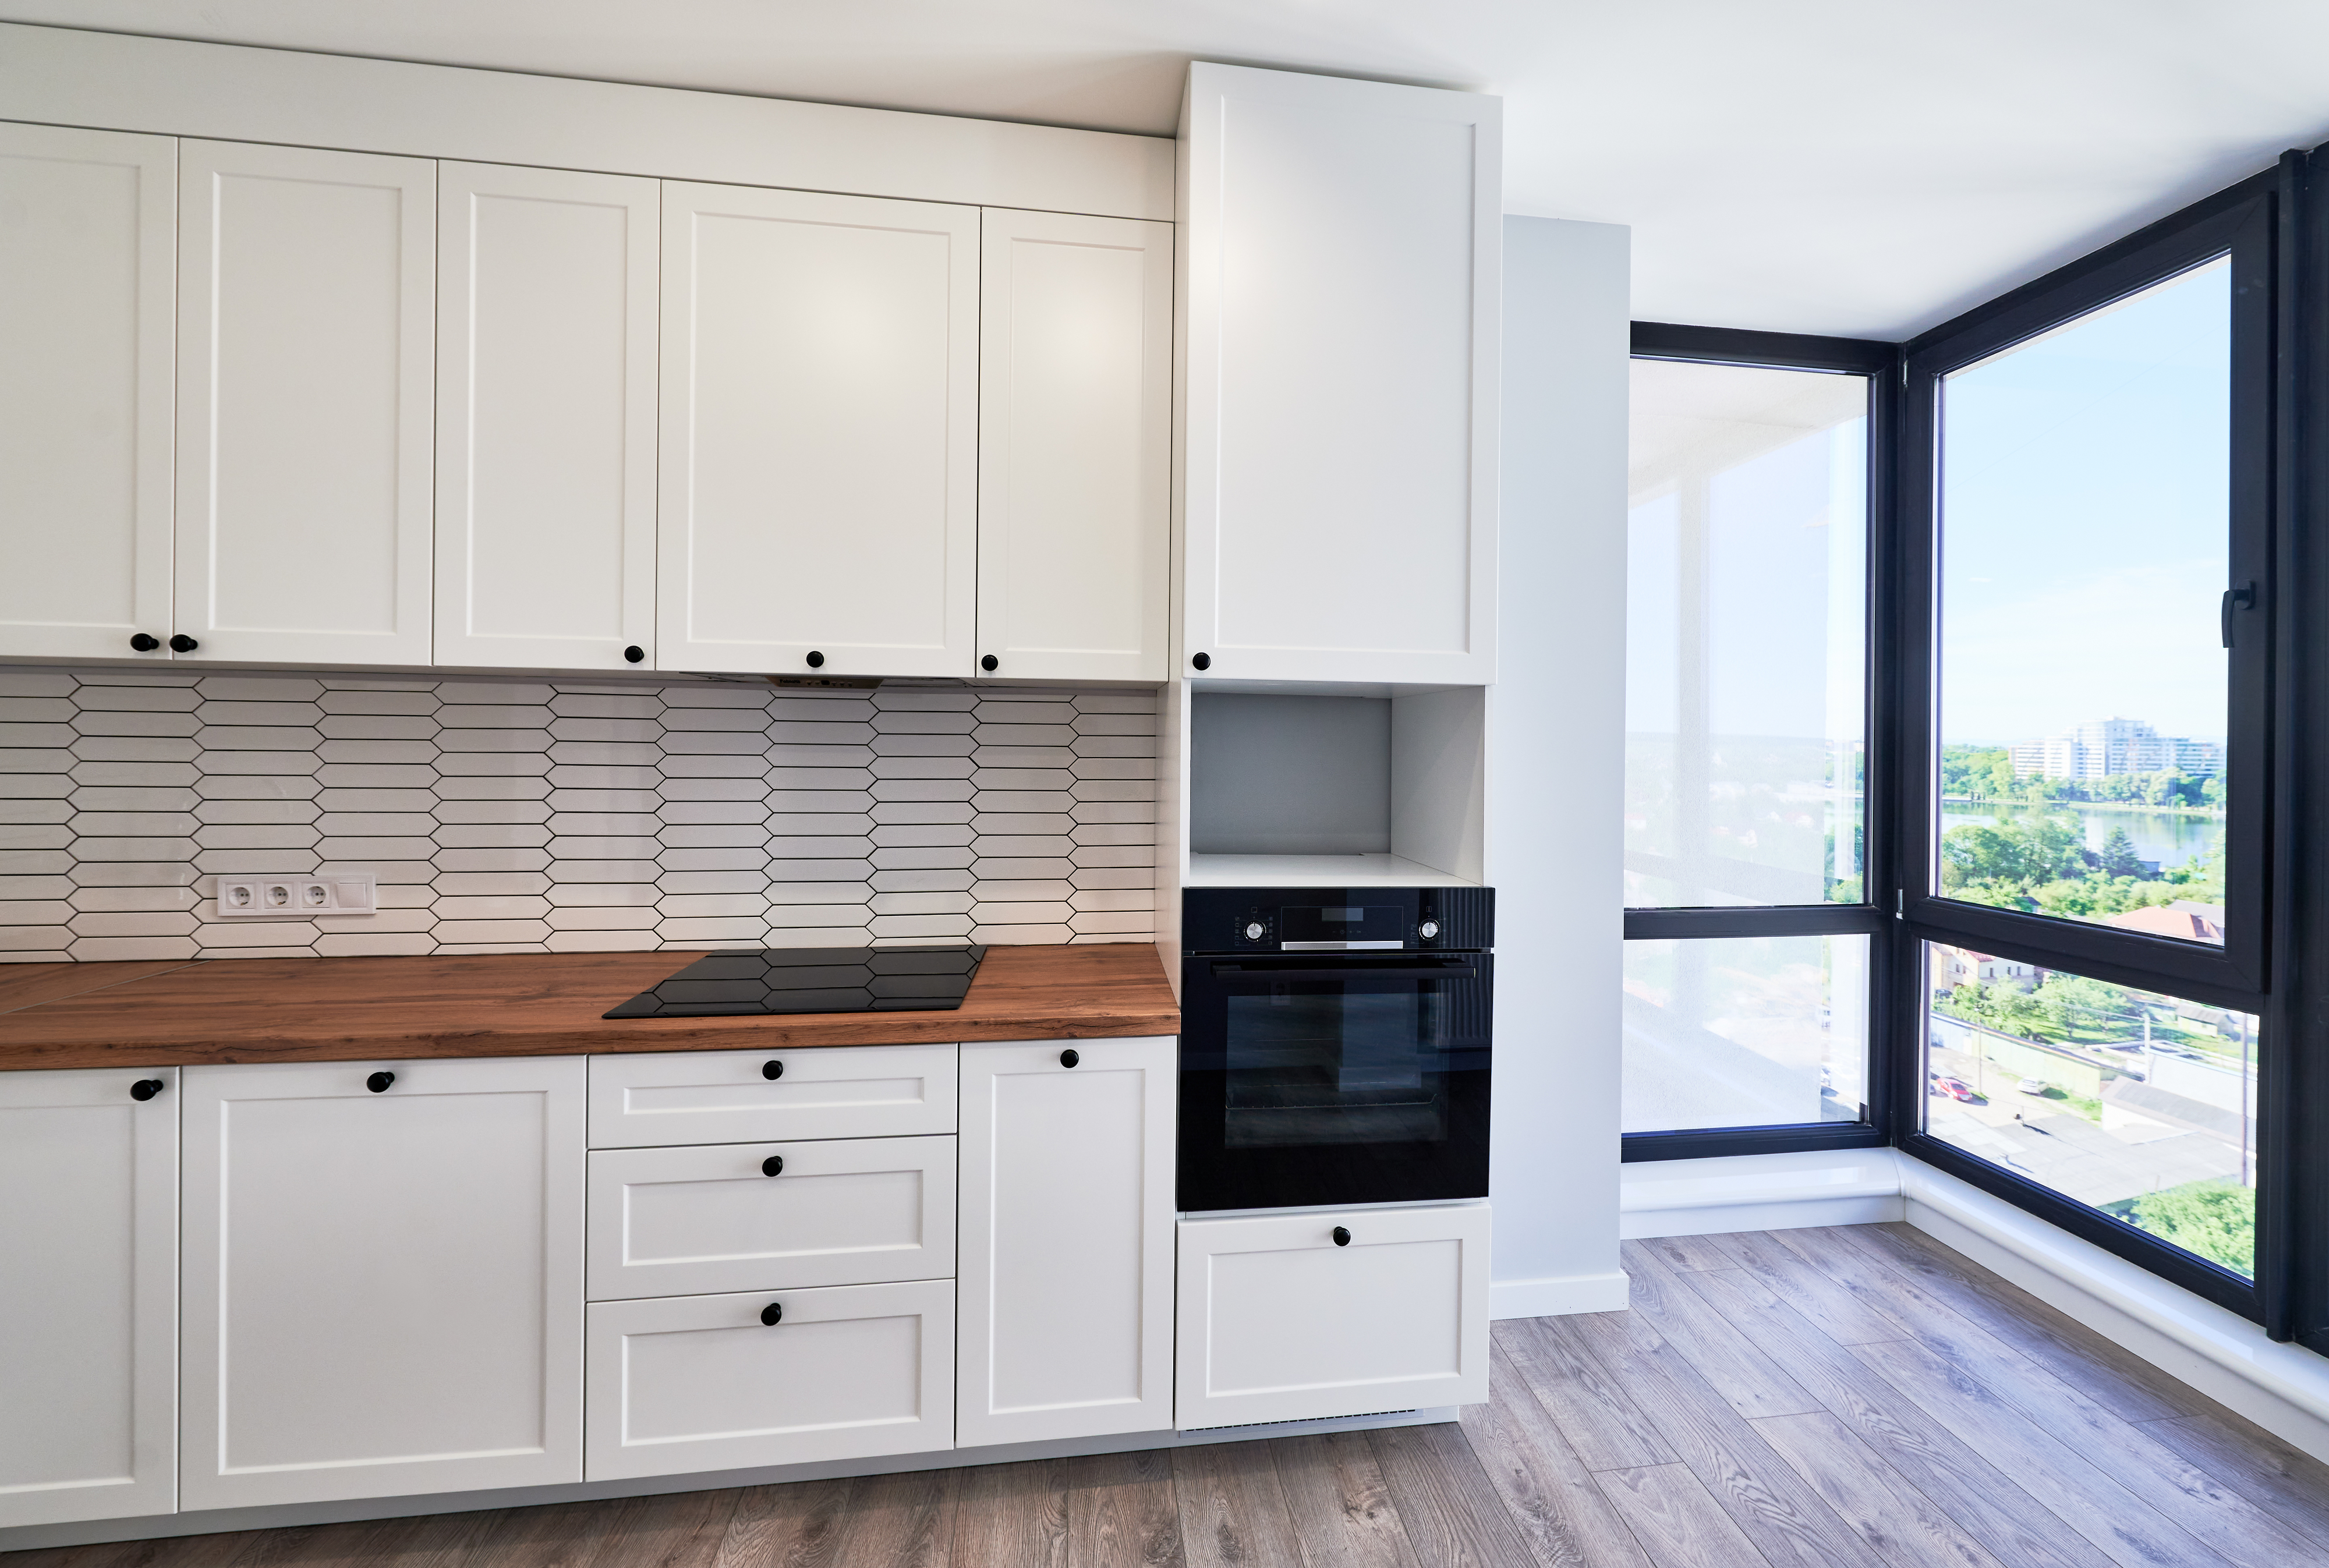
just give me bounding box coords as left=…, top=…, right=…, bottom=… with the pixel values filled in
left=15, top=1223, right=2329, bottom=1568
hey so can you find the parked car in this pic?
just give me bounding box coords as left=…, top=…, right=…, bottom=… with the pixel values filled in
left=2016, top=1077, right=2050, bottom=1095
left=1931, top=1077, right=1980, bottom=1103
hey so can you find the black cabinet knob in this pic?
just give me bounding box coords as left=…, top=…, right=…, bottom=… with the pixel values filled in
left=168, top=634, right=199, bottom=653
left=1060, top=1048, right=1079, bottom=1068
left=981, top=654, right=999, bottom=671
left=805, top=650, right=825, bottom=668
left=130, top=633, right=161, bottom=652
left=130, top=1078, right=165, bottom=1101
left=762, top=1060, right=784, bottom=1080
left=1191, top=652, right=1211, bottom=671
left=367, top=1071, right=395, bottom=1093
left=762, top=1155, right=784, bottom=1177
left=1332, top=1226, right=1352, bottom=1247
left=760, top=1301, right=784, bottom=1326
left=623, top=645, right=645, bottom=664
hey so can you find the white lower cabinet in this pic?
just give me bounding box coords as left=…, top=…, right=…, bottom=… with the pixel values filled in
left=1175, top=1201, right=1490, bottom=1430
left=0, top=1067, right=179, bottom=1528
left=957, top=1036, right=1174, bottom=1446
left=585, top=1281, right=954, bottom=1479
left=179, top=1056, right=586, bottom=1510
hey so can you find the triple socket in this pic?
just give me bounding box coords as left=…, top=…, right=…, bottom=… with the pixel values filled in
left=214, top=875, right=377, bottom=919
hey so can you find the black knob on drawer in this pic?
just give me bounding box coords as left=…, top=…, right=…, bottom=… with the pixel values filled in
left=981, top=654, right=999, bottom=671
left=762, top=1060, right=784, bottom=1080
left=1332, top=1226, right=1352, bottom=1247
left=367, top=1071, right=395, bottom=1093
left=130, top=1078, right=164, bottom=1101
left=760, top=1301, right=784, bottom=1326
left=762, top=1155, right=784, bottom=1177
left=169, top=634, right=199, bottom=653
left=1191, top=652, right=1211, bottom=671
left=130, top=633, right=161, bottom=652
left=805, top=650, right=825, bottom=669
left=1060, top=1049, right=1079, bottom=1068
left=624, top=645, right=645, bottom=664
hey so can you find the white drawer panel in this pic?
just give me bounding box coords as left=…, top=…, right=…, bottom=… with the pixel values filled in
left=587, top=1044, right=957, bottom=1147
left=585, top=1280, right=953, bottom=1479
left=587, top=1135, right=957, bottom=1298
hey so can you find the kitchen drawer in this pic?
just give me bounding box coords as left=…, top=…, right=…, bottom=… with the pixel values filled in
left=587, top=1135, right=956, bottom=1299
left=1176, top=1201, right=1489, bottom=1429
left=587, top=1044, right=957, bottom=1148
left=585, top=1281, right=953, bottom=1479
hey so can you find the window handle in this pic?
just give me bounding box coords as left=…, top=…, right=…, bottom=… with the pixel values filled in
left=2223, top=582, right=2256, bottom=647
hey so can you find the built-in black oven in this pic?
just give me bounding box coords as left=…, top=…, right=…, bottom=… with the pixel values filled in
left=1177, top=887, right=1493, bottom=1213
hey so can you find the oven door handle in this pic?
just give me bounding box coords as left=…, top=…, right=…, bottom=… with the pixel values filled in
left=1207, top=958, right=1480, bottom=981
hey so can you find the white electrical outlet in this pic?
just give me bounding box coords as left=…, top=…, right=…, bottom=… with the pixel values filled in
left=214, top=875, right=377, bottom=919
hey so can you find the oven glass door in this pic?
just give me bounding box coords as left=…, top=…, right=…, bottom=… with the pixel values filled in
left=1178, top=953, right=1491, bottom=1212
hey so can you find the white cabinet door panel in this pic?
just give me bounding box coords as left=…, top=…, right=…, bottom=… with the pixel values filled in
left=958, top=1036, right=1173, bottom=1447
left=180, top=1056, right=585, bottom=1509
left=436, top=162, right=659, bottom=670
left=975, top=210, right=1171, bottom=683
left=175, top=141, right=435, bottom=666
left=585, top=1280, right=953, bottom=1479
left=586, top=1134, right=955, bottom=1299
left=659, top=183, right=978, bottom=678
left=0, top=123, right=176, bottom=663
left=587, top=1043, right=958, bottom=1148
left=1176, top=1201, right=1489, bottom=1429
left=0, top=1067, right=178, bottom=1528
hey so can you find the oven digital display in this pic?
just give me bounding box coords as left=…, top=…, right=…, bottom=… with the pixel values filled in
left=1279, top=904, right=1403, bottom=943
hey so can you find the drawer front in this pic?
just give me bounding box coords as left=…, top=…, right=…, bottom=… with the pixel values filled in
left=587, top=1135, right=957, bottom=1299
left=588, top=1044, right=958, bottom=1148
left=585, top=1281, right=954, bottom=1479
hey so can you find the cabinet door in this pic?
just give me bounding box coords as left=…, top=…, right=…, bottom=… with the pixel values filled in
left=176, top=141, right=435, bottom=666
left=0, top=123, right=176, bottom=663
left=180, top=1056, right=585, bottom=1509
left=587, top=1043, right=958, bottom=1148
left=585, top=1280, right=953, bottom=1480
left=0, top=1067, right=178, bottom=1528
left=957, top=1036, right=1174, bottom=1447
left=975, top=210, right=1171, bottom=682
left=1180, top=64, right=1500, bottom=684
left=659, top=182, right=978, bottom=678
left=436, top=162, right=659, bottom=671
left=1176, top=1201, right=1490, bottom=1429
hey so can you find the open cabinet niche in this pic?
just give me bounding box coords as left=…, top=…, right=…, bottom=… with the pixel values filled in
left=1185, top=686, right=1485, bottom=886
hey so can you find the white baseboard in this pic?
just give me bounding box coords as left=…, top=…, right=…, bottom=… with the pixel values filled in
left=1491, top=1269, right=1630, bottom=1319
left=1619, top=1147, right=1907, bottom=1239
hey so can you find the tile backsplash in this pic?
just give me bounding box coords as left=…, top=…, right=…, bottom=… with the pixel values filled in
left=0, top=667, right=1156, bottom=963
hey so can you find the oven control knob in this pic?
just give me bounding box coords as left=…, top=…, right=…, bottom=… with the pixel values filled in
left=1244, top=922, right=1265, bottom=941
left=1420, top=920, right=1440, bottom=940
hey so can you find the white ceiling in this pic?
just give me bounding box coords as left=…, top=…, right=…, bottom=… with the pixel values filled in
left=10, top=0, right=2329, bottom=339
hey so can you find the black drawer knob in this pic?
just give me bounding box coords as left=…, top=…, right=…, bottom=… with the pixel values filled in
left=130, top=632, right=160, bottom=652
left=760, top=1301, right=784, bottom=1326
left=130, top=1078, right=165, bottom=1101
left=762, top=1060, right=784, bottom=1080
left=981, top=654, right=999, bottom=671
left=168, top=633, right=199, bottom=653
left=367, top=1071, right=395, bottom=1093
left=1332, top=1226, right=1352, bottom=1247
left=1191, top=652, right=1211, bottom=671
left=624, top=645, right=645, bottom=664
left=1060, top=1048, right=1079, bottom=1068
left=762, top=1155, right=784, bottom=1177
left=805, top=650, right=825, bottom=668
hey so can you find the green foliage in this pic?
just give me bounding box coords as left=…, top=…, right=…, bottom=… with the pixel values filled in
left=2097, top=826, right=2144, bottom=879
left=2128, top=1180, right=2255, bottom=1276
left=1934, top=978, right=2047, bottom=1040
left=2029, top=873, right=2176, bottom=919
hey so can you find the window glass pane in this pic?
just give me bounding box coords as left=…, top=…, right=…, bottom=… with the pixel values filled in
left=1627, top=360, right=1867, bottom=908
left=1623, top=934, right=1868, bottom=1132
left=1935, top=260, right=2231, bottom=943
left=1923, top=941, right=2256, bottom=1278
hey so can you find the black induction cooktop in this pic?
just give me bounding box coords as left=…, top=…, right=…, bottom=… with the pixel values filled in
left=604, top=945, right=987, bottom=1019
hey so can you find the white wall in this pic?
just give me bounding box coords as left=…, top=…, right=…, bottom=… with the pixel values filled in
left=1487, top=215, right=1631, bottom=1318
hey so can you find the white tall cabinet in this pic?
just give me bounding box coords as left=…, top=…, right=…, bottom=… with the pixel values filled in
left=0, top=123, right=176, bottom=663
left=175, top=141, right=436, bottom=667
left=657, top=183, right=979, bottom=678
left=975, top=211, right=1173, bottom=682
left=435, top=163, right=660, bottom=670
left=0, top=1067, right=179, bottom=1528
left=179, top=1056, right=585, bottom=1509
left=1178, top=63, right=1501, bottom=684
left=957, top=1036, right=1174, bottom=1446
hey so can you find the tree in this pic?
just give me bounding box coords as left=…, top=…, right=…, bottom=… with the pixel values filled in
left=2098, top=826, right=2144, bottom=880
left=2130, top=1180, right=2254, bottom=1275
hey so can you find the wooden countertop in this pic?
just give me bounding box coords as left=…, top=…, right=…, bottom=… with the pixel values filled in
left=0, top=944, right=1178, bottom=1071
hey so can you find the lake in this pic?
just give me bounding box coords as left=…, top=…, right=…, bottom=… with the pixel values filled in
left=1938, top=802, right=2222, bottom=873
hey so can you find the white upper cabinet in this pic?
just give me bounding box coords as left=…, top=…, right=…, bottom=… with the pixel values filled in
left=435, top=163, right=659, bottom=671
left=975, top=210, right=1172, bottom=683
left=0, top=123, right=176, bottom=663
left=659, top=183, right=979, bottom=678
left=1179, top=63, right=1501, bottom=684
left=175, top=141, right=436, bottom=666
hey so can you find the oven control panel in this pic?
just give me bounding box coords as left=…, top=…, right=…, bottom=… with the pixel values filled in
left=1192, top=886, right=1495, bottom=953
